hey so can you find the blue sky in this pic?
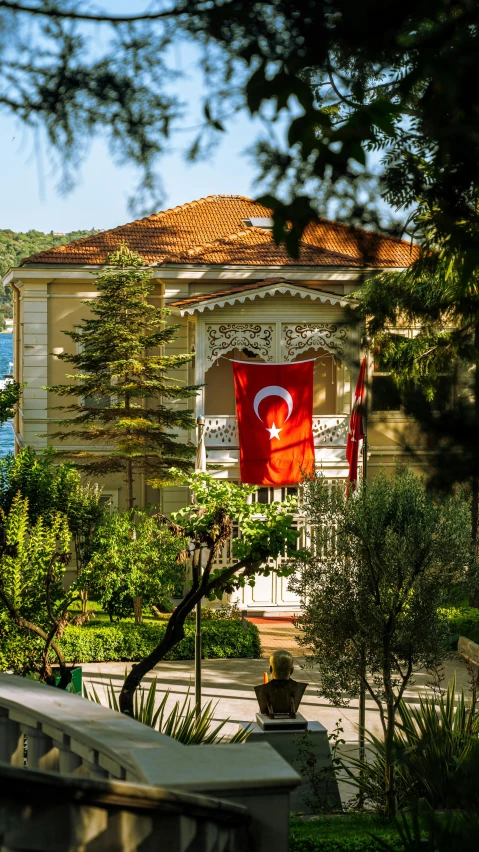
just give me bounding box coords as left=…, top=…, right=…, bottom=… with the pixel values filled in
left=0, top=2, right=263, bottom=233
left=0, top=2, right=397, bottom=235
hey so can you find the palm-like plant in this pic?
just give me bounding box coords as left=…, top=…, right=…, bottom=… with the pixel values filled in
left=85, top=675, right=250, bottom=745
left=344, top=679, right=479, bottom=811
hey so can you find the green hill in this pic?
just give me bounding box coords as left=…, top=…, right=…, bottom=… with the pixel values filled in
left=0, top=229, right=97, bottom=328
left=0, top=229, right=96, bottom=280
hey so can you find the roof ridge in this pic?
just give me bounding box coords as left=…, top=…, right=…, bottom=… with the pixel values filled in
left=166, top=226, right=373, bottom=266
left=150, top=194, right=253, bottom=222
left=163, top=225, right=253, bottom=262
left=20, top=195, right=258, bottom=264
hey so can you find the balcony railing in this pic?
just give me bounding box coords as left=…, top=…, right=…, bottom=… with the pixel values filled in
left=203, top=415, right=349, bottom=462
left=203, top=415, right=348, bottom=448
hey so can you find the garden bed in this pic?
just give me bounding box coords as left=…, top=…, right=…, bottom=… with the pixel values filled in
left=59, top=618, right=261, bottom=662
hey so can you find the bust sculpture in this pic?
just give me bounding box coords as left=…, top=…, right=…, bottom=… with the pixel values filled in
left=254, top=649, right=308, bottom=719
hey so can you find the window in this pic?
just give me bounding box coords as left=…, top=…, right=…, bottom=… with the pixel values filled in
left=371, top=330, right=456, bottom=414
left=371, top=333, right=405, bottom=413
left=251, top=486, right=298, bottom=504
left=76, top=326, right=111, bottom=409
left=98, top=490, right=118, bottom=511
left=371, top=375, right=402, bottom=412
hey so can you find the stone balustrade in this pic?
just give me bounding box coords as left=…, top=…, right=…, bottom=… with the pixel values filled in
left=458, top=635, right=479, bottom=671
left=0, top=674, right=300, bottom=852
left=0, top=760, right=249, bottom=851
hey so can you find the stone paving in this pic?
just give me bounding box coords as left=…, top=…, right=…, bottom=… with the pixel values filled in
left=248, top=616, right=300, bottom=657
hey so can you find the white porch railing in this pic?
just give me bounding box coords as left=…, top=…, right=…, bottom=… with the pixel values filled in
left=203, top=415, right=348, bottom=449
left=0, top=673, right=300, bottom=852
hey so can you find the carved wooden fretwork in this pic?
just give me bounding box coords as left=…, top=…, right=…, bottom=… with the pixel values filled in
left=206, top=323, right=274, bottom=364
left=283, top=323, right=348, bottom=361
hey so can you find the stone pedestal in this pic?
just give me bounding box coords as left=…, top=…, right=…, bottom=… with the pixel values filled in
left=240, top=717, right=341, bottom=814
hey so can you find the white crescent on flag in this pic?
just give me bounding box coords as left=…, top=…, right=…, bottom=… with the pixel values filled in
left=253, top=385, right=294, bottom=422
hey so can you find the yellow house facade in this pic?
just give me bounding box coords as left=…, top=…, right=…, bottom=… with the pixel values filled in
left=4, top=195, right=421, bottom=610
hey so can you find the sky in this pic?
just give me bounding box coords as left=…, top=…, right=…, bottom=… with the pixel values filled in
left=0, top=2, right=263, bottom=234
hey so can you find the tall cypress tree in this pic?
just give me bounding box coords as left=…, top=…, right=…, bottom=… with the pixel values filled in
left=48, top=244, right=196, bottom=507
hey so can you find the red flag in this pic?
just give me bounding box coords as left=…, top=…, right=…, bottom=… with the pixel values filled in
left=346, top=358, right=366, bottom=492
left=232, top=360, right=315, bottom=485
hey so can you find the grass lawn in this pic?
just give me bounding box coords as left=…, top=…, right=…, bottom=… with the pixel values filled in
left=289, top=814, right=406, bottom=852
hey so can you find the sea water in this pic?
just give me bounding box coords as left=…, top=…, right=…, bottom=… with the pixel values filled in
left=0, top=333, right=14, bottom=456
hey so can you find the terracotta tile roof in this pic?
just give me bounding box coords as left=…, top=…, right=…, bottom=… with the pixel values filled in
left=20, top=195, right=419, bottom=268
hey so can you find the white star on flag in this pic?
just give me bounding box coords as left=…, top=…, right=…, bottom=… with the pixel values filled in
left=266, top=422, right=282, bottom=440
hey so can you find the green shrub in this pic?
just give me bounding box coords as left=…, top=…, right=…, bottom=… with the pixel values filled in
left=342, top=679, right=479, bottom=813
left=58, top=618, right=261, bottom=662
left=289, top=815, right=405, bottom=852
left=440, top=606, right=479, bottom=645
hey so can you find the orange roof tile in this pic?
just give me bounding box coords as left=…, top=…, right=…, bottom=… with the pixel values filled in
left=20, top=195, right=419, bottom=268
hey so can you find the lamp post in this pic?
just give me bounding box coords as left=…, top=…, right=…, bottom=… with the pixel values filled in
left=359, top=335, right=371, bottom=799
left=194, top=416, right=206, bottom=719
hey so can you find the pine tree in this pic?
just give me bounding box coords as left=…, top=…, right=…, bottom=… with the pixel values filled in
left=47, top=244, right=197, bottom=507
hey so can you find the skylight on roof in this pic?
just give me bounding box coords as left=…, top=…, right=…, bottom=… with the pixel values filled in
left=243, top=217, right=274, bottom=229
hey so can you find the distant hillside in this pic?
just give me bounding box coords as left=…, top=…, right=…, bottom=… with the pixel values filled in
left=0, top=229, right=96, bottom=328
left=0, top=229, right=96, bottom=281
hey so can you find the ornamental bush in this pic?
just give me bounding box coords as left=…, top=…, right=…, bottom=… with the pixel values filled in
left=58, top=618, right=261, bottom=662
left=441, top=606, right=479, bottom=645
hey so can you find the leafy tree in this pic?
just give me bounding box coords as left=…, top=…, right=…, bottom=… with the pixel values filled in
left=356, top=229, right=479, bottom=602
left=80, top=508, right=188, bottom=623
left=0, top=493, right=85, bottom=686
left=119, top=470, right=301, bottom=714
left=0, top=381, right=21, bottom=425
left=0, top=229, right=97, bottom=324
left=47, top=244, right=197, bottom=507
left=290, top=468, right=472, bottom=817
left=1, top=1, right=478, bottom=252
left=0, top=448, right=106, bottom=607
left=0, top=228, right=96, bottom=280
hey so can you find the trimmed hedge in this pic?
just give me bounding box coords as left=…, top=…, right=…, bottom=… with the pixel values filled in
left=59, top=619, right=261, bottom=662
left=441, top=606, right=479, bottom=646
left=289, top=816, right=404, bottom=852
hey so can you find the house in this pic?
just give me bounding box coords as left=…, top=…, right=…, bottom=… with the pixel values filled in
left=4, top=195, right=420, bottom=609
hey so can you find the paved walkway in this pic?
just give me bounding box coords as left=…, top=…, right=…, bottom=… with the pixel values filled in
left=83, top=655, right=470, bottom=743
left=247, top=615, right=300, bottom=657
left=82, top=618, right=470, bottom=805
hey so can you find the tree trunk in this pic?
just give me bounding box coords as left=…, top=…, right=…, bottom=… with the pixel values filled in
left=80, top=588, right=89, bottom=615
left=133, top=595, right=143, bottom=624
left=126, top=458, right=134, bottom=509
left=382, top=642, right=396, bottom=819
left=384, top=700, right=396, bottom=819
left=358, top=647, right=367, bottom=808
left=120, top=604, right=191, bottom=715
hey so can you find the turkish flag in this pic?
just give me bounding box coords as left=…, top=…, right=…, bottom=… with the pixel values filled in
left=232, top=361, right=315, bottom=485
left=346, top=357, right=366, bottom=492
